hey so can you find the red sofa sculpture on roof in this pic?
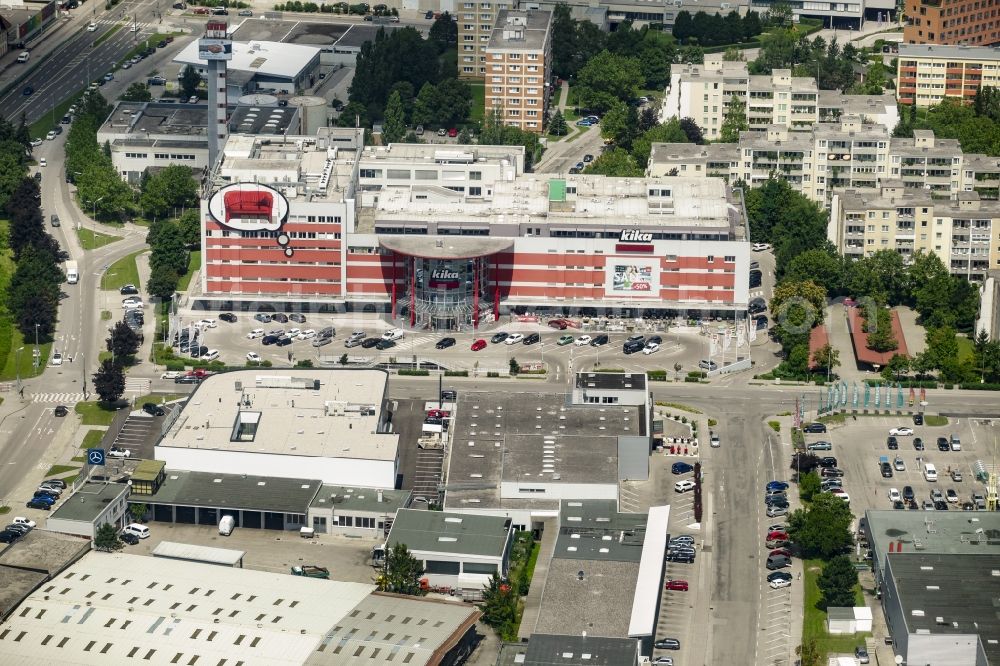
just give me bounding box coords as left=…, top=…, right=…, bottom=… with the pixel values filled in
left=224, top=189, right=273, bottom=224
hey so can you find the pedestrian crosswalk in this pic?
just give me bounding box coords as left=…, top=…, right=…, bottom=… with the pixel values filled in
left=125, top=378, right=150, bottom=393
left=392, top=335, right=437, bottom=351
left=33, top=392, right=86, bottom=404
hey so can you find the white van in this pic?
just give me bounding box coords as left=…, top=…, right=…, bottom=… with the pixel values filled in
left=16, top=51, right=30, bottom=63
left=218, top=515, right=235, bottom=536
left=382, top=328, right=404, bottom=341
left=202, top=349, right=220, bottom=361
left=123, top=523, right=150, bottom=539
left=923, top=463, right=938, bottom=482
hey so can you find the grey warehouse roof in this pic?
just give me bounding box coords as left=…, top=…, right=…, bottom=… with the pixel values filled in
left=520, top=634, right=640, bottom=665
left=554, top=500, right=648, bottom=563
left=886, top=552, right=1000, bottom=665
left=310, top=485, right=411, bottom=513
left=574, top=371, right=647, bottom=392
left=139, top=469, right=322, bottom=514
left=387, top=509, right=511, bottom=558
left=48, top=483, right=129, bottom=522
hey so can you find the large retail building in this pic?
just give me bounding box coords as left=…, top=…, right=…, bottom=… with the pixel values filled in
left=198, top=134, right=751, bottom=330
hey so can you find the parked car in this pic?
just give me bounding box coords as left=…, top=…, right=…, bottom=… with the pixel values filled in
left=671, top=462, right=693, bottom=475
left=802, top=423, right=827, bottom=433
left=120, top=531, right=140, bottom=545
left=471, top=339, right=487, bottom=351
left=674, top=480, right=696, bottom=493
left=26, top=498, right=52, bottom=510
left=490, top=332, right=509, bottom=344
left=889, top=426, right=914, bottom=436
left=654, top=639, right=680, bottom=650
left=523, top=333, right=540, bottom=345
left=664, top=579, right=689, bottom=591
left=219, top=312, right=237, bottom=322
left=142, top=402, right=165, bottom=416
left=590, top=334, right=609, bottom=346
left=806, top=441, right=832, bottom=451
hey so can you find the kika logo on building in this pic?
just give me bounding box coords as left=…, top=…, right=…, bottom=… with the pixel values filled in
left=431, top=269, right=460, bottom=280
left=619, top=230, right=653, bottom=243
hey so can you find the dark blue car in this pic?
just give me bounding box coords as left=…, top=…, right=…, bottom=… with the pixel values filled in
left=766, top=481, right=789, bottom=492
left=671, top=462, right=694, bottom=475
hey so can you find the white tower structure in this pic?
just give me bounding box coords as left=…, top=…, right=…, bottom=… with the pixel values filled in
left=199, top=20, right=232, bottom=170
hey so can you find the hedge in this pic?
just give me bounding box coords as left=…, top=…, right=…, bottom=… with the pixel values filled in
left=687, top=370, right=707, bottom=379
left=398, top=369, right=429, bottom=376
left=444, top=370, right=469, bottom=377
left=864, top=379, right=938, bottom=388
left=683, top=376, right=701, bottom=382
left=647, top=370, right=668, bottom=381
left=960, top=383, right=1000, bottom=390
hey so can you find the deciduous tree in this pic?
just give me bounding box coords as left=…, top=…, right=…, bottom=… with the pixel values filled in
left=382, top=90, right=406, bottom=143
left=817, top=555, right=859, bottom=609
left=786, top=493, right=853, bottom=559
left=94, top=523, right=124, bottom=552
left=93, top=358, right=126, bottom=404
left=719, top=97, right=748, bottom=142
left=107, top=320, right=142, bottom=364
left=376, top=543, right=424, bottom=595
left=583, top=148, right=642, bottom=177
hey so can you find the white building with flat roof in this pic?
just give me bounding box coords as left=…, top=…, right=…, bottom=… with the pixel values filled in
left=173, top=39, right=322, bottom=94
left=155, top=369, right=399, bottom=488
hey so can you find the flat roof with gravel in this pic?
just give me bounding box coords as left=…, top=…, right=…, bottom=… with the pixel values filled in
left=310, top=485, right=411, bottom=513
left=48, top=483, right=129, bottom=522
left=139, top=469, right=322, bottom=514
left=387, top=509, right=511, bottom=558
left=532, top=559, right=640, bottom=638
left=445, top=391, right=636, bottom=510
left=0, top=529, right=91, bottom=575
left=553, top=500, right=648, bottom=563
left=159, top=369, right=398, bottom=461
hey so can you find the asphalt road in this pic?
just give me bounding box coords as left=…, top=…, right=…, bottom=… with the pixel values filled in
left=2, top=0, right=165, bottom=125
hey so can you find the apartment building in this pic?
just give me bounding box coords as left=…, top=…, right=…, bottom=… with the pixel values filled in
left=458, top=0, right=520, bottom=79
left=663, top=59, right=899, bottom=139
left=963, top=153, right=1000, bottom=200
left=749, top=0, right=894, bottom=30
left=484, top=10, right=553, bottom=134
left=897, top=44, right=1000, bottom=107
left=903, top=0, right=1000, bottom=46
left=648, top=120, right=966, bottom=204
left=831, top=185, right=1000, bottom=279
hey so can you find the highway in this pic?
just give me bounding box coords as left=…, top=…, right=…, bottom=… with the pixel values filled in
left=1, top=0, right=166, bottom=125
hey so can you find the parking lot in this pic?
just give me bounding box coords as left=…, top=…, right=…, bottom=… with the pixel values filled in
left=170, top=313, right=717, bottom=377
left=801, top=414, right=995, bottom=522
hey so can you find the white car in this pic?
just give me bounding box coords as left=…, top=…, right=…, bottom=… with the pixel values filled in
left=246, top=352, right=261, bottom=363
left=752, top=243, right=771, bottom=252
left=50, top=352, right=63, bottom=366
left=674, top=479, right=696, bottom=493
left=888, top=488, right=901, bottom=503
left=769, top=578, right=792, bottom=589
left=108, top=446, right=131, bottom=459
left=121, top=62, right=131, bottom=69
left=574, top=335, right=592, bottom=346
left=122, top=523, right=150, bottom=539
left=287, top=328, right=301, bottom=339
left=122, top=297, right=143, bottom=308
left=653, top=659, right=674, bottom=665
left=382, top=328, right=404, bottom=340
left=643, top=343, right=660, bottom=355
left=46, top=130, right=57, bottom=141
left=349, top=330, right=365, bottom=341
left=87, top=21, right=97, bottom=31
left=197, top=318, right=216, bottom=329
left=710, top=433, right=721, bottom=448
left=297, top=329, right=316, bottom=340
left=30, top=138, right=42, bottom=147
left=188, top=96, right=199, bottom=104
left=39, top=158, right=46, bottom=167
left=889, top=426, right=914, bottom=436
left=12, top=517, right=36, bottom=529
left=130, top=24, right=140, bottom=32
left=247, top=328, right=265, bottom=339
left=160, top=371, right=182, bottom=379
left=505, top=333, right=524, bottom=345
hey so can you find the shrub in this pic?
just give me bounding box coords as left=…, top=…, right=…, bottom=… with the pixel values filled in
left=960, top=383, right=1000, bottom=391
left=487, top=371, right=500, bottom=377
left=768, top=420, right=781, bottom=432
left=647, top=370, right=667, bottom=381
left=398, top=369, right=429, bottom=376
left=683, top=376, right=701, bottom=382
left=687, top=370, right=707, bottom=379
left=444, top=370, right=469, bottom=377
left=707, top=418, right=717, bottom=427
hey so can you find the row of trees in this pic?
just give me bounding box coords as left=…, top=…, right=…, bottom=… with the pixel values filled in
left=346, top=24, right=465, bottom=127
left=672, top=10, right=765, bottom=48
left=146, top=211, right=197, bottom=299
left=551, top=7, right=702, bottom=86
left=894, top=88, right=1000, bottom=157
left=751, top=31, right=863, bottom=92
left=377, top=79, right=473, bottom=141
left=65, top=91, right=135, bottom=221
left=0, top=115, right=32, bottom=212
left=5, top=178, right=65, bottom=343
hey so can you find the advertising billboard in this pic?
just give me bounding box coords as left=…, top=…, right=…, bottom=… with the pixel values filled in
left=606, top=261, right=658, bottom=296
left=208, top=183, right=294, bottom=256
left=198, top=38, right=233, bottom=61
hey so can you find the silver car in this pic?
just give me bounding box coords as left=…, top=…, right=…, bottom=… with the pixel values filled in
left=766, top=505, right=788, bottom=517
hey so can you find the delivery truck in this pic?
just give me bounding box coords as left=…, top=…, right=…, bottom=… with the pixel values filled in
left=65, top=260, right=79, bottom=284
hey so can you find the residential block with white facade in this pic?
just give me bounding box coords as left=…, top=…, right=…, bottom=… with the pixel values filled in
left=896, top=44, right=1000, bottom=108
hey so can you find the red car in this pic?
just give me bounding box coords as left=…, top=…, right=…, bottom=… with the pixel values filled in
left=448, top=128, right=458, bottom=137
left=427, top=409, right=451, bottom=419
left=471, top=339, right=487, bottom=351
left=766, top=531, right=789, bottom=542
left=769, top=548, right=792, bottom=558
left=547, top=319, right=568, bottom=330
left=665, top=579, right=689, bottom=591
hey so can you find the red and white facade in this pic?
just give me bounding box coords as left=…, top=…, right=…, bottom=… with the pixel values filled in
left=198, top=135, right=751, bottom=327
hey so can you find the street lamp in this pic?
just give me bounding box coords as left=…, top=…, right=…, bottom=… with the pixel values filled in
left=85, top=195, right=105, bottom=247
left=15, top=346, right=25, bottom=398
left=34, top=323, right=40, bottom=370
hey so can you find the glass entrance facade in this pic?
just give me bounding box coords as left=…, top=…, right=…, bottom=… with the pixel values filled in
left=405, top=257, right=493, bottom=331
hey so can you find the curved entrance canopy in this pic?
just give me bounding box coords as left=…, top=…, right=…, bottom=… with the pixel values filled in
left=378, top=236, right=513, bottom=259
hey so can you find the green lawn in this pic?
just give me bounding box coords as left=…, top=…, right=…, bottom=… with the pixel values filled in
left=77, top=228, right=122, bottom=250
left=957, top=335, right=974, bottom=363
left=75, top=401, right=117, bottom=426
left=925, top=414, right=949, bottom=426
left=0, top=330, right=52, bottom=382
left=803, top=558, right=871, bottom=660
left=134, top=392, right=186, bottom=405
left=469, top=81, right=485, bottom=123
left=81, top=429, right=106, bottom=449
left=29, top=92, right=82, bottom=139
left=175, top=250, right=200, bottom=292
left=102, top=250, right=144, bottom=290
left=45, top=464, right=79, bottom=476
